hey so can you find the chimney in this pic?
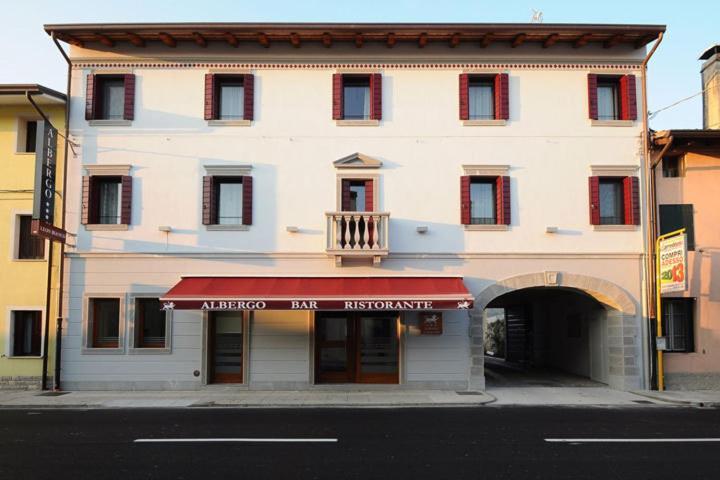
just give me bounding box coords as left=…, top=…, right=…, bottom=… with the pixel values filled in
left=700, top=45, right=720, bottom=129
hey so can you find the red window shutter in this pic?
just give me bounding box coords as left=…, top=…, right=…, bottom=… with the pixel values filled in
left=85, top=74, right=97, bottom=121
left=459, top=74, right=469, bottom=120
left=587, top=74, right=598, bottom=120
left=589, top=176, right=600, bottom=225
left=202, top=176, right=216, bottom=225
left=120, top=176, right=133, bottom=225
left=460, top=176, right=471, bottom=225
left=242, top=176, right=253, bottom=225
left=81, top=176, right=91, bottom=224
left=332, top=73, right=344, bottom=120
left=495, top=73, right=509, bottom=120
left=496, top=176, right=511, bottom=225
left=204, top=74, right=216, bottom=120
left=364, top=179, right=374, bottom=211
left=341, top=179, right=352, bottom=211
left=123, top=74, right=136, bottom=121
left=370, top=74, right=382, bottom=120
left=243, top=74, right=254, bottom=121
left=620, top=75, right=637, bottom=121
left=623, top=176, right=640, bottom=225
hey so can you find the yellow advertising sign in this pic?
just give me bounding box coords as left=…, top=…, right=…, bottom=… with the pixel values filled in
left=659, top=233, right=687, bottom=294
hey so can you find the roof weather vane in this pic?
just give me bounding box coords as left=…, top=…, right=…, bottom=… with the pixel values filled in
left=531, top=9, right=544, bottom=23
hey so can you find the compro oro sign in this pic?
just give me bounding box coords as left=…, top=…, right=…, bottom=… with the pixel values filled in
left=659, top=233, right=687, bottom=293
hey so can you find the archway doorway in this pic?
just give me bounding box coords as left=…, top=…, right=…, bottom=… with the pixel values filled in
left=483, top=287, right=609, bottom=387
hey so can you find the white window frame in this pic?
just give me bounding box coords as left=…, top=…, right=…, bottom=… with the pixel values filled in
left=5, top=307, right=45, bottom=358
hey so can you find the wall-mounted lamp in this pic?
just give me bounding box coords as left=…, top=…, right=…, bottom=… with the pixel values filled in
left=158, top=226, right=172, bottom=232
left=416, top=226, right=428, bottom=234
left=286, top=226, right=300, bottom=233
left=546, top=226, right=558, bottom=234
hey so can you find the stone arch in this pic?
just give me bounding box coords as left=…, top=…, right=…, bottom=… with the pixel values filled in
left=468, top=271, right=642, bottom=392
left=473, top=271, right=637, bottom=316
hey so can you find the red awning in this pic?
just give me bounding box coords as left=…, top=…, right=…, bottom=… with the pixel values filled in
left=160, top=276, right=474, bottom=311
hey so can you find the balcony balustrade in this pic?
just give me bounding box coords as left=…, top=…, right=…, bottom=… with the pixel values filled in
left=325, top=211, right=390, bottom=265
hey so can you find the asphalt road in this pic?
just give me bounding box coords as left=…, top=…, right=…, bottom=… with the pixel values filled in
left=1, top=405, right=718, bottom=480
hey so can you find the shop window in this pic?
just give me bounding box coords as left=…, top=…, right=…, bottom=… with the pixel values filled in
left=16, top=215, right=45, bottom=260
left=662, top=298, right=695, bottom=352
left=659, top=204, right=695, bottom=250
left=11, top=311, right=42, bottom=357
left=135, top=298, right=166, bottom=348
left=89, top=298, right=120, bottom=348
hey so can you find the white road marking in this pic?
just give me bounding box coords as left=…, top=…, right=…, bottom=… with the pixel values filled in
left=546, top=438, right=720, bottom=443
left=134, top=438, right=338, bottom=443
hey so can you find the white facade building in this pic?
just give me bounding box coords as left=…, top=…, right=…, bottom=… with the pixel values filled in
left=46, top=23, right=665, bottom=391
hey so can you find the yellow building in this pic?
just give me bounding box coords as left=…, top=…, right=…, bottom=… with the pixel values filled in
left=0, top=85, right=66, bottom=389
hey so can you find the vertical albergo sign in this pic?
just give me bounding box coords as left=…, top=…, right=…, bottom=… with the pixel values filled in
left=31, top=122, right=66, bottom=243
left=659, top=233, right=687, bottom=294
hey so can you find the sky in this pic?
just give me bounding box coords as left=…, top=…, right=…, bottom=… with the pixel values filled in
left=1, top=0, right=716, bottom=130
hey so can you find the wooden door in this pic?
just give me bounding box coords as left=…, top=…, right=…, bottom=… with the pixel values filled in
left=209, top=312, right=244, bottom=384
left=315, top=313, right=354, bottom=383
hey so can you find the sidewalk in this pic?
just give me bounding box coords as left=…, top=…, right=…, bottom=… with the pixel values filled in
left=0, top=389, right=493, bottom=409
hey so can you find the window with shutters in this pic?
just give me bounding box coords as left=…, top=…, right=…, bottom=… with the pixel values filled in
left=134, top=298, right=167, bottom=349
left=459, top=73, right=509, bottom=124
left=204, top=73, right=254, bottom=123
left=460, top=172, right=511, bottom=229
left=662, top=298, right=695, bottom=352
left=85, top=73, right=135, bottom=122
left=588, top=175, right=640, bottom=227
left=10, top=310, right=42, bottom=357
left=16, top=215, right=45, bottom=260
left=333, top=73, right=382, bottom=123
left=202, top=172, right=253, bottom=229
left=81, top=172, right=133, bottom=228
left=587, top=74, right=637, bottom=122
left=659, top=204, right=695, bottom=250
left=88, top=298, right=120, bottom=349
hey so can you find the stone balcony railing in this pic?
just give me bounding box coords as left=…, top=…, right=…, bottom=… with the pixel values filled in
left=325, top=212, right=390, bottom=266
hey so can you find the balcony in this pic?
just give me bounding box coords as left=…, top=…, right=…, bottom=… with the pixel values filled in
left=325, top=212, right=390, bottom=266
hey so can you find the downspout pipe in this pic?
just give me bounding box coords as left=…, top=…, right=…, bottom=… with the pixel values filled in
left=641, top=31, right=664, bottom=389
left=49, top=31, right=72, bottom=391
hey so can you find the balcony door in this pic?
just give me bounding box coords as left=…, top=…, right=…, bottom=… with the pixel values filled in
left=315, top=311, right=399, bottom=384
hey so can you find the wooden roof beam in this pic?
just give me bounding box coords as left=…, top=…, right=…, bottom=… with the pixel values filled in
left=321, top=32, right=332, bottom=48
left=573, top=34, right=591, bottom=48
left=94, top=33, right=114, bottom=47
left=258, top=33, right=270, bottom=48
left=511, top=33, right=527, bottom=48
left=158, top=32, right=176, bottom=48
left=418, top=32, right=428, bottom=48
left=223, top=32, right=238, bottom=47
left=127, top=32, right=145, bottom=47
left=604, top=34, right=622, bottom=49
left=386, top=33, right=396, bottom=48
left=542, top=33, right=559, bottom=48
left=634, top=34, right=655, bottom=49
left=192, top=32, right=207, bottom=48
left=60, top=34, right=83, bottom=48
left=450, top=33, right=461, bottom=48
left=480, top=33, right=494, bottom=48
left=290, top=33, right=301, bottom=48
left=354, top=33, right=363, bottom=48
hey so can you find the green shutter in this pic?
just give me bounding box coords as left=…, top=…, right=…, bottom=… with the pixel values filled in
left=659, top=204, right=695, bottom=250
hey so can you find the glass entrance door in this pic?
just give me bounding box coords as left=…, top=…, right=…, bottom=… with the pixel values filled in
left=315, top=312, right=399, bottom=384
left=209, top=312, right=244, bottom=384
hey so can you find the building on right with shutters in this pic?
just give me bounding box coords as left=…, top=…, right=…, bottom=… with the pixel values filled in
left=649, top=44, right=720, bottom=390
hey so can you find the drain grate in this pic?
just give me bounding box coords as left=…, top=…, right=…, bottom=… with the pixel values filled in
left=35, top=391, right=71, bottom=397
left=456, top=391, right=483, bottom=396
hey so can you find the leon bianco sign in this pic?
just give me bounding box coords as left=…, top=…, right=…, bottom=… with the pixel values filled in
left=659, top=233, right=687, bottom=294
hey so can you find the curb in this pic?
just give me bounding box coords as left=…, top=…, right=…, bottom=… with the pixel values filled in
left=631, top=391, right=720, bottom=408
